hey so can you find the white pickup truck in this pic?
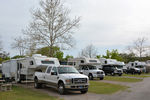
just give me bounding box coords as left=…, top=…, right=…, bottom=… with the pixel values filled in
left=78, top=65, right=105, bottom=80
left=34, top=65, right=89, bottom=95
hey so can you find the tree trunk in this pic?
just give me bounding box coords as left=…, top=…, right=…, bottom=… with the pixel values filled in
left=49, top=46, right=53, bottom=57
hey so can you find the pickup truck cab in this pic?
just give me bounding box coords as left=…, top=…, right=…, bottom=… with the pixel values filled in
left=78, top=65, right=105, bottom=80
left=34, top=65, right=89, bottom=95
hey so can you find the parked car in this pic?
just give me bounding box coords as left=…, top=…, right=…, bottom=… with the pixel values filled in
left=78, top=65, right=105, bottom=80
left=125, top=68, right=141, bottom=75
left=34, top=65, right=89, bottom=95
left=102, top=65, right=123, bottom=76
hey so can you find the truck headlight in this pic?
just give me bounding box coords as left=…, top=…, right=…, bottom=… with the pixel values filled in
left=65, top=79, right=72, bottom=84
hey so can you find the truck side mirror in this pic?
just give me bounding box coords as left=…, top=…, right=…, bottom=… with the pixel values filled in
left=51, top=72, right=57, bottom=75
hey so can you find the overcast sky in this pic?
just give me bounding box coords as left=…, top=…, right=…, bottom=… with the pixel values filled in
left=0, top=0, right=150, bottom=57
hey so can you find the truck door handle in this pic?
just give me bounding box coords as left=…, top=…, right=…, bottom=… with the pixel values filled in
left=57, top=77, right=59, bottom=79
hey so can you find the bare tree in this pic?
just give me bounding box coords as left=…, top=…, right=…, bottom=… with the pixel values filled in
left=23, top=0, right=80, bottom=57
left=79, top=44, right=97, bottom=58
left=134, top=37, right=147, bottom=58
left=12, top=37, right=27, bottom=56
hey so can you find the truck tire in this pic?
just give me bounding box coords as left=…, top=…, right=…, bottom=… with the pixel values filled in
left=118, top=74, right=122, bottom=76
left=111, top=72, right=115, bottom=76
left=100, top=77, right=104, bottom=80
left=58, top=82, right=66, bottom=95
left=34, top=78, right=42, bottom=89
left=80, top=89, right=88, bottom=94
left=88, top=74, right=93, bottom=80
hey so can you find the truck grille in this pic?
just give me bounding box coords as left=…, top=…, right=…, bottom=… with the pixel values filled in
left=73, top=78, right=87, bottom=84
left=97, top=71, right=103, bottom=74
left=117, top=70, right=122, bottom=73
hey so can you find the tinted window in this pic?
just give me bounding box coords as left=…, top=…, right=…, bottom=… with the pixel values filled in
left=41, top=61, right=54, bottom=64
left=30, top=61, right=34, bottom=65
left=89, top=60, right=97, bottom=63
left=46, top=67, right=52, bottom=73
left=68, top=62, right=73, bottom=65
left=51, top=67, right=57, bottom=73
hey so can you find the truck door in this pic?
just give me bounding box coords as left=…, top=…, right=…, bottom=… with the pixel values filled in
left=50, top=67, right=58, bottom=87
left=82, top=66, right=89, bottom=76
left=45, top=66, right=52, bottom=82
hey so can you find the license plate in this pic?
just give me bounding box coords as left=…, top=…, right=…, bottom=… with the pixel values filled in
left=79, top=86, right=83, bottom=89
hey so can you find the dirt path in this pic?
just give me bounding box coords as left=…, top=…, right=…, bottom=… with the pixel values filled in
left=15, top=77, right=150, bottom=100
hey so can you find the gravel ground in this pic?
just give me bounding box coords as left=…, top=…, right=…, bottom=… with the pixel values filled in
left=15, top=77, right=150, bottom=100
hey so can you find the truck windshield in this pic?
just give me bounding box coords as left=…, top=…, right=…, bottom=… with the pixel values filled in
left=58, top=67, right=79, bottom=74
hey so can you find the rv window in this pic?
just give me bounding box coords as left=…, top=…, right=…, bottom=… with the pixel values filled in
left=68, top=62, right=73, bottom=65
left=131, top=63, right=134, bottom=66
left=46, top=67, right=52, bottom=73
left=30, top=61, right=34, bottom=65
left=81, top=60, right=84, bottom=63
left=89, top=60, right=97, bottom=63
left=41, top=61, right=55, bottom=64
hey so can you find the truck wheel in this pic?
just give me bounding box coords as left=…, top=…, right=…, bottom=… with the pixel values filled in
left=58, top=82, right=65, bottom=95
left=111, top=73, right=115, bottom=76
left=100, top=77, right=104, bottom=80
left=89, top=74, right=93, bottom=80
left=34, top=78, right=41, bottom=89
left=81, top=89, right=88, bottom=94
left=118, top=74, right=122, bottom=76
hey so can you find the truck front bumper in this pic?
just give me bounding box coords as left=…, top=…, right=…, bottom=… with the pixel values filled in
left=65, top=84, right=89, bottom=91
left=93, top=74, right=105, bottom=78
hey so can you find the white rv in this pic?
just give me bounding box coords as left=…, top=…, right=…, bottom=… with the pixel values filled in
left=2, top=54, right=60, bottom=82
left=68, top=58, right=105, bottom=80
left=126, top=61, right=146, bottom=73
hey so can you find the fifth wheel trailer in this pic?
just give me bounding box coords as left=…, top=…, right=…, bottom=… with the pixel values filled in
left=2, top=54, right=60, bottom=82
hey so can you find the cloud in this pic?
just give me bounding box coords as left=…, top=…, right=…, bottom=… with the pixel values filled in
left=1, top=0, right=150, bottom=57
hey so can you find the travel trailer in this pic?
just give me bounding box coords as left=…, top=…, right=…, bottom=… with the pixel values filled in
left=126, top=61, right=146, bottom=73
left=2, top=54, right=60, bottom=82
left=99, top=58, right=123, bottom=76
left=68, top=58, right=105, bottom=80
left=146, top=60, right=150, bottom=73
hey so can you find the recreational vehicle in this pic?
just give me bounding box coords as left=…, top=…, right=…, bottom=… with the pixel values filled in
left=68, top=58, right=105, bottom=80
left=126, top=61, right=146, bottom=73
left=2, top=54, right=60, bottom=82
left=100, top=58, right=123, bottom=76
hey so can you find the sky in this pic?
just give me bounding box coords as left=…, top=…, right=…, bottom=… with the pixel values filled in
left=0, top=0, right=150, bottom=57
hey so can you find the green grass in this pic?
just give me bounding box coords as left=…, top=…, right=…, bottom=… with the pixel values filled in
left=104, top=76, right=143, bottom=82
left=0, top=86, right=61, bottom=100
left=0, top=73, right=1, bottom=78
left=123, top=74, right=150, bottom=78
left=89, top=81, right=128, bottom=94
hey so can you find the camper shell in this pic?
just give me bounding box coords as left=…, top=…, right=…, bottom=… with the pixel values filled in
left=126, top=61, right=146, bottom=73
left=2, top=54, right=60, bottom=82
left=68, top=58, right=105, bottom=80
left=100, top=58, right=123, bottom=76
